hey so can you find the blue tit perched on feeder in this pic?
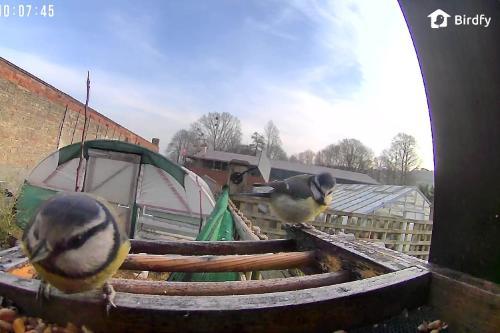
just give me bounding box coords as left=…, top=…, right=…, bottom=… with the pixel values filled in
left=248, top=172, right=336, bottom=223
left=21, top=192, right=130, bottom=310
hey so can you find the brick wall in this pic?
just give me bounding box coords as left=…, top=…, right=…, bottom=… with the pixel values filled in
left=0, top=57, right=158, bottom=189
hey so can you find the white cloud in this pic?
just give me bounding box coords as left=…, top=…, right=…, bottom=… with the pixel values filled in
left=233, top=0, right=434, bottom=169
left=1, top=0, right=434, bottom=169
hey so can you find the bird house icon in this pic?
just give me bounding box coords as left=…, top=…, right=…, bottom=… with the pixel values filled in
left=428, top=9, right=451, bottom=29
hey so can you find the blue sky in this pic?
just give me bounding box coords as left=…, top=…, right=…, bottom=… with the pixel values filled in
left=0, top=0, right=434, bottom=169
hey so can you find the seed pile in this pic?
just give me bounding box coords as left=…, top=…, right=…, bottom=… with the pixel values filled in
left=0, top=308, right=93, bottom=333
left=417, top=319, right=449, bottom=333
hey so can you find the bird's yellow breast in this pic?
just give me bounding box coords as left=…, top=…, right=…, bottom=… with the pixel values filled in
left=271, top=195, right=328, bottom=223
left=30, top=241, right=131, bottom=294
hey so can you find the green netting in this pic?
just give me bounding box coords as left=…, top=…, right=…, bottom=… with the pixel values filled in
left=196, top=188, right=229, bottom=241
left=169, top=188, right=239, bottom=282
left=57, top=140, right=186, bottom=187
left=15, top=183, right=58, bottom=229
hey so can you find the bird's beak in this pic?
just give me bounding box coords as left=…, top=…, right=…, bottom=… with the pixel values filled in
left=322, top=193, right=333, bottom=206
left=29, top=241, right=51, bottom=263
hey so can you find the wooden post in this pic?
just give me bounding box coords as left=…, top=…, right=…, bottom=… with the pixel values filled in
left=227, top=159, right=250, bottom=195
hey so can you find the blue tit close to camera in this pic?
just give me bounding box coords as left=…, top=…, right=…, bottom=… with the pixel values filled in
left=248, top=172, right=336, bottom=223
left=21, top=192, right=130, bottom=310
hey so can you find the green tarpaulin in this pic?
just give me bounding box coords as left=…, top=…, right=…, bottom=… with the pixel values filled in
left=169, top=187, right=240, bottom=282
left=15, top=183, right=57, bottom=229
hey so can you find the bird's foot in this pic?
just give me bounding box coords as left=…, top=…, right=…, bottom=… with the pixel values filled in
left=36, top=280, right=51, bottom=301
left=103, top=281, right=116, bottom=315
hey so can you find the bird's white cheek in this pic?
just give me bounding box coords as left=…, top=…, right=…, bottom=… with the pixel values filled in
left=310, top=185, right=322, bottom=202
left=54, top=224, right=115, bottom=275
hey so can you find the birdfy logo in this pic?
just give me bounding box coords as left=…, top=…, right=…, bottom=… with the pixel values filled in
left=427, top=9, right=492, bottom=29
left=428, top=9, right=451, bottom=29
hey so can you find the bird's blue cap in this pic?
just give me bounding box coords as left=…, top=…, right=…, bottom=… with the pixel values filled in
left=316, top=172, right=336, bottom=188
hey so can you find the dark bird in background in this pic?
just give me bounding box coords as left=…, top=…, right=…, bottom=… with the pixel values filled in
left=245, top=172, right=336, bottom=223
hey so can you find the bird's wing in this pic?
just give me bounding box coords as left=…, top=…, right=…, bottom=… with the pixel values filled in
left=241, top=180, right=287, bottom=198
left=277, top=175, right=313, bottom=199
left=252, top=174, right=312, bottom=200
left=237, top=191, right=272, bottom=198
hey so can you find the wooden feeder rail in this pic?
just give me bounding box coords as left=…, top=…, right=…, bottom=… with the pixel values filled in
left=130, top=239, right=296, bottom=255
left=111, top=270, right=349, bottom=296
left=121, top=251, right=316, bottom=272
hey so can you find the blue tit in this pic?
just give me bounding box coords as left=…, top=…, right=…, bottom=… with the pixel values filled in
left=21, top=192, right=130, bottom=303
left=249, top=172, right=336, bottom=223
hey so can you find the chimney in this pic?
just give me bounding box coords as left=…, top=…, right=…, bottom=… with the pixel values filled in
left=152, top=138, right=160, bottom=146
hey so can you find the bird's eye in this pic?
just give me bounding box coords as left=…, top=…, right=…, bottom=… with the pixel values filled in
left=65, top=234, right=85, bottom=249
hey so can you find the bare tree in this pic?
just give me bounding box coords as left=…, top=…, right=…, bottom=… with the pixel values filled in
left=314, top=150, right=325, bottom=166
left=192, top=112, right=242, bottom=152
left=317, top=144, right=342, bottom=167
left=382, top=133, right=420, bottom=185
left=250, top=132, right=265, bottom=155
left=264, top=121, right=286, bottom=159
left=297, top=150, right=315, bottom=165
left=166, top=129, right=197, bottom=164
left=271, top=145, right=288, bottom=161
left=315, top=139, right=372, bottom=171
left=337, top=138, right=374, bottom=171
left=373, top=151, right=397, bottom=184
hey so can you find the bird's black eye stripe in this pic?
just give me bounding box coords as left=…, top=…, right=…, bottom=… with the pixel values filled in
left=313, top=179, right=323, bottom=195
left=54, top=218, right=109, bottom=253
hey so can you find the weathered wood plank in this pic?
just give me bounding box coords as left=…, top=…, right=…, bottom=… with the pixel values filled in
left=121, top=251, right=316, bottom=272
left=285, top=224, right=427, bottom=278
left=230, top=206, right=260, bottom=241
left=0, top=267, right=430, bottom=333
left=0, top=246, right=21, bottom=257
left=110, top=271, right=349, bottom=296
left=0, top=246, right=29, bottom=272
left=130, top=239, right=296, bottom=255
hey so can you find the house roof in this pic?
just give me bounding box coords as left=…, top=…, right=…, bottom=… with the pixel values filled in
left=331, top=184, right=430, bottom=215
left=189, top=150, right=378, bottom=185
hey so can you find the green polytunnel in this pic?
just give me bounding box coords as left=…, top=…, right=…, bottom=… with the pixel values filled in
left=15, top=140, right=216, bottom=240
